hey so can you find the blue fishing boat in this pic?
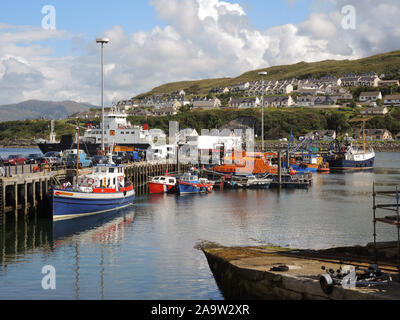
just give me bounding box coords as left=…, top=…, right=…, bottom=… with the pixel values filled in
left=53, top=164, right=135, bottom=221
left=327, top=144, right=375, bottom=170
left=177, top=173, right=213, bottom=194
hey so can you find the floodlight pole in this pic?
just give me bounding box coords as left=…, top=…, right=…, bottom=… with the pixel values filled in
left=96, top=38, right=109, bottom=153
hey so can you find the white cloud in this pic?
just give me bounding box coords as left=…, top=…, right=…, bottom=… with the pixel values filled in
left=1, top=0, right=400, bottom=106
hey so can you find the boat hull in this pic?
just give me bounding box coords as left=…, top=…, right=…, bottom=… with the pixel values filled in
left=53, top=187, right=135, bottom=221
left=178, top=182, right=212, bottom=194
left=328, top=157, right=375, bottom=171
left=286, top=163, right=318, bottom=173
left=148, top=182, right=175, bottom=194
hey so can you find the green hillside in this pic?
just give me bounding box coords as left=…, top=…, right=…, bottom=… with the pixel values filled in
left=137, top=50, right=400, bottom=97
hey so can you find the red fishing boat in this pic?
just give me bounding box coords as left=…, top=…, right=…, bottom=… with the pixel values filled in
left=148, top=176, right=177, bottom=194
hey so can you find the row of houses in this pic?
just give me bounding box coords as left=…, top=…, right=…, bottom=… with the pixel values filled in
left=306, top=129, right=400, bottom=141
left=358, top=92, right=400, bottom=106
left=210, top=72, right=399, bottom=97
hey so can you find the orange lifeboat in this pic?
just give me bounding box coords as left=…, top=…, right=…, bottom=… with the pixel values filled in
left=211, top=151, right=278, bottom=175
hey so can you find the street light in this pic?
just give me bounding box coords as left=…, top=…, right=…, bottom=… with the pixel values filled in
left=96, top=37, right=109, bottom=153
left=258, top=71, right=268, bottom=152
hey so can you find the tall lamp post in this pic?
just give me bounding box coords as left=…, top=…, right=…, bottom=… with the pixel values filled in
left=96, top=37, right=109, bottom=153
left=258, top=71, right=268, bottom=152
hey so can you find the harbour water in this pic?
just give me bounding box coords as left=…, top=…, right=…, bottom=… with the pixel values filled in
left=0, top=150, right=400, bottom=300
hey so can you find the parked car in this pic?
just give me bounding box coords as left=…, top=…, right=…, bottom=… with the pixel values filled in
left=112, top=151, right=130, bottom=164
left=41, top=152, right=62, bottom=165
left=3, top=154, right=26, bottom=166
left=66, top=152, right=92, bottom=168
left=92, top=155, right=109, bottom=165
left=26, top=153, right=43, bottom=164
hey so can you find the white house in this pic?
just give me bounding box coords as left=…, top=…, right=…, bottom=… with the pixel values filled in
left=192, top=98, right=221, bottom=110
left=384, top=94, right=400, bottom=106
left=359, top=91, right=382, bottom=102
left=360, top=107, right=389, bottom=116
left=264, top=96, right=294, bottom=108
left=306, top=130, right=337, bottom=141
left=229, top=97, right=260, bottom=108
left=296, top=95, right=315, bottom=107
left=378, top=80, right=400, bottom=87
left=231, top=82, right=250, bottom=92
left=358, top=75, right=380, bottom=87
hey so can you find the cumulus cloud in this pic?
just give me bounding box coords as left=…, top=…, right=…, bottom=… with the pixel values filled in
left=1, top=0, right=400, bottom=106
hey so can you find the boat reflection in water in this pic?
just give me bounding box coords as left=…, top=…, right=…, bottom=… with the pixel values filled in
left=53, top=208, right=135, bottom=243
left=0, top=208, right=135, bottom=272
left=53, top=208, right=135, bottom=299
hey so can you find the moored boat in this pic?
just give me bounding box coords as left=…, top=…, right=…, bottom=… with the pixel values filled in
left=317, top=163, right=330, bottom=174
left=53, top=164, right=135, bottom=221
left=327, top=142, right=375, bottom=171
left=327, top=123, right=375, bottom=171
left=226, top=175, right=272, bottom=189
left=211, top=151, right=278, bottom=175
left=177, top=173, right=213, bottom=194
left=148, top=176, right=177, bottom=194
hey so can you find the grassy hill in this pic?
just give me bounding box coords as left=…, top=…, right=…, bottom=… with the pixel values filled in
left=137, top=50, right=400, bottom=97
left=0, top=100, right=97, bottom=122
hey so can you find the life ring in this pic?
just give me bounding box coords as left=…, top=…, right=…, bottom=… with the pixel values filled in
left=87, top=178, right=95, bottom=186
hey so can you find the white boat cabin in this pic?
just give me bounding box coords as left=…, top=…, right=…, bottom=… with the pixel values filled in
left=73, top=164, right=125, bottom=190
left=151, top=176, right=177, bottom=185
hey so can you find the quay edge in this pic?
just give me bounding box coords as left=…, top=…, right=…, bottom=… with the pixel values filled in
left=202, top=245, right=400, bottom=300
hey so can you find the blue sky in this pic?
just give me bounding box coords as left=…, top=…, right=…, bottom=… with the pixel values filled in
left=0, top=0, right=313, bottom=39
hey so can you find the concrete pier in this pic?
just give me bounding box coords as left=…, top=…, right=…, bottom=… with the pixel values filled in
left=202, top=245, right=400, bottom=300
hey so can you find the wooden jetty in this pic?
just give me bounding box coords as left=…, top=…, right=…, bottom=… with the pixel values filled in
left=0, top=161, right=191, bottom=222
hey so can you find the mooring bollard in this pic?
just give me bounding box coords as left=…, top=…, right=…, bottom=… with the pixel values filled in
left=30, top=164, right=33, bottom=173
left=22, top=164, right=24, bottom=175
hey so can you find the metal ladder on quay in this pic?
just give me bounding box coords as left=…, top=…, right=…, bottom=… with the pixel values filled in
left=372, top=183, right=400, bottom=273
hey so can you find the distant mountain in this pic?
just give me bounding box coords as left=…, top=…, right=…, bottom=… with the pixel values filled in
left=137, top=50, right=400, bottom=97
left=0, top=100, right=98, bottom=122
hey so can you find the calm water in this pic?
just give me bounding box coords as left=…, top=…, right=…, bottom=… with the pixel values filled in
left=0, top=151, right=400, bottom=300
